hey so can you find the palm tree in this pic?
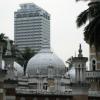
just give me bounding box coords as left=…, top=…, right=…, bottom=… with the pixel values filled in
left=15, top=47, right=36, bottom=75
left=0, top=33, right=5, bottom=41
left=76, top=0, right=100, bottom=51
left=0, top=33, right=7, bottom=54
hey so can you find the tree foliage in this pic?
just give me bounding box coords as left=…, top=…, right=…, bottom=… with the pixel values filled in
left=0, top=33, right=36, bottom=75
left=15, top=47, right=36, bottom=75
left=0, top=33, right=13, bottom=56
left=76, top=1, right=100, bottom=51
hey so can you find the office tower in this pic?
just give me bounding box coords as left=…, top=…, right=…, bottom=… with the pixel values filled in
left=14, top=3, right=50, bottom=52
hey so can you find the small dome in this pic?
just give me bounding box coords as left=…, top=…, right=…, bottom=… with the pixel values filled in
left=14, top=62, right=23, bottom=76
left=26, top=49, right=66, bottom=76
left=67, top=67, right=75, bottom=82
left=2, top=61, right=23, bottom=76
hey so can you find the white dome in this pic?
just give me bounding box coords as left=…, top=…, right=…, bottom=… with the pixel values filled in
left=65, top=67, right=75, bottom=82
left=2, top=61, right=23, bottom=76
left=69, top=67, right=75, bottom=78
left=14, top=62, right=23, bottom=76
left=26, top=49, right=66, bottom=76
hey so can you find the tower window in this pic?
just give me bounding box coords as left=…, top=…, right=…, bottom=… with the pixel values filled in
left=78, top=64, right=80, bottom=68
left=92, top=60, right=96, bottom=71
left=43, top=83, right=48, bottom=90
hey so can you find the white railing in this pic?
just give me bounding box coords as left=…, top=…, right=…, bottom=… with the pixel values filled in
left=86, top=71, right=100, bottom=78
left=88, top=91, right=100, bottom=96
left=16, top=88, right=72, bottom=95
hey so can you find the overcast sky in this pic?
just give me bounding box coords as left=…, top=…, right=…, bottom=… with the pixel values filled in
left=0, top=0, right=89, bottom=65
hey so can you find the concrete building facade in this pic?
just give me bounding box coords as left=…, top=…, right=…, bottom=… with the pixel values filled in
left=14, top=3, right=50, bottom=53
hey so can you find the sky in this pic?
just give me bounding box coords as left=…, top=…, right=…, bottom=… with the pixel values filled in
left=0, top=0, right=89, bottom=66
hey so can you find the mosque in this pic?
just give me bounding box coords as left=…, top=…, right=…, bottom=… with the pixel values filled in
left=0, top=37, right=100, bottom=100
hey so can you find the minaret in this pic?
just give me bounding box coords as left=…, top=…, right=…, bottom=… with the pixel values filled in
left=75, top=44, right=88, bottom=82
left=0, top=43, right=6, bottom=100
left=0, top=42, right=3, bottom=69
left=3, top=38, right=15, bottom=79
left=89, top=44, right=100, bottom=71
left=68, top=44, right=89, bottom=100
left=0, top=39, right=7, bottom=100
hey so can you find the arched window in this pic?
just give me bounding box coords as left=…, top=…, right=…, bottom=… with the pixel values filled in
left=43, top=83, right=48, bottom=90
left=48, top=66, right=54, bottom=78
left=78, top=64, right=80, bottom=67
left=92, top=59, right=96, bottom=71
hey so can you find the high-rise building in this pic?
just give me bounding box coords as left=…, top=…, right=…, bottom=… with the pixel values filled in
left=14, top=3, right=50, bottom=52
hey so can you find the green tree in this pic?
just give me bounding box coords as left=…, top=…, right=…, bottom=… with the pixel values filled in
left=0, top=33, right=6, bottom=41
left=15, top=47, right=36, bottom=75
left=0, top=33, right=14, bottom=62
left=0, top=33, right=8, bottom=55
left=76, top=0, right=100, bottom=51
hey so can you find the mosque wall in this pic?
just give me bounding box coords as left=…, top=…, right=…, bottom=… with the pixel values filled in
left=0, top=93, right=4, bottom=100
left=73, top=95, right=88, bottom=100
left=88, top=96, right=100, bottom=100
left=16, top=94, right=73, bottom=100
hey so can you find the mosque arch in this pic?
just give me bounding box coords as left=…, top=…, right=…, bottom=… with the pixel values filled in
left=91, top=58, right=97, bottom=71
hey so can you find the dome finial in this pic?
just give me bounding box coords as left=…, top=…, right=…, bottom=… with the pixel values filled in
left=78, top=44, right=83, bottom=57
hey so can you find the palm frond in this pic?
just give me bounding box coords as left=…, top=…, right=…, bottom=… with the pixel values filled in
left=88, top=1, right=100, bottom=6
left=76, top=0, right=89, bottom=2
left=76, top=1, right=100, bottom=28
left=88, top=3, right=100, bottom=18
left=84, top=15, right=100, bottom=48
left=76, top=9, right=89, bottom=27
left=76, top=0, right=80, bottom=1
left=93, top=19, right=100, bottom=50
